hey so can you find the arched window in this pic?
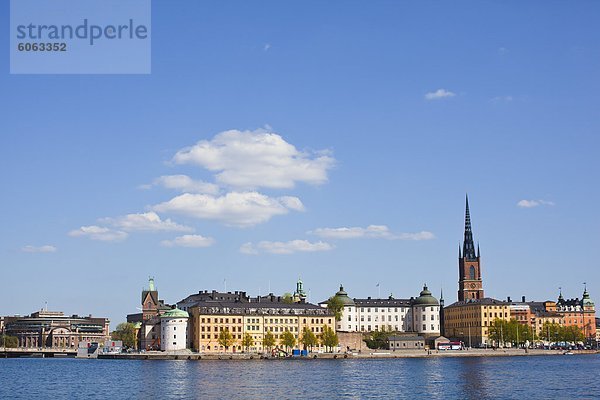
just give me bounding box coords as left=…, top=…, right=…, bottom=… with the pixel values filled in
left=469, top=266, right=476, bottom=280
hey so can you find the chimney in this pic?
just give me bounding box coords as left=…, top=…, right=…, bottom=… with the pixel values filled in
left=507, top=296, right=511, bottom=302
left=521, top=296, right=525, bottom=303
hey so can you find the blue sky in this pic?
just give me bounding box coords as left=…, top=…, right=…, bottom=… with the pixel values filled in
left=1, top=1, right=599, bottom=327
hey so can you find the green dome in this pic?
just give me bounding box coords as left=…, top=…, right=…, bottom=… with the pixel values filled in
left=161, top=307, right=189, bottom=318
left=334, top=285, right=355, bottom=306
left=413, top=285, right=439, bottom=306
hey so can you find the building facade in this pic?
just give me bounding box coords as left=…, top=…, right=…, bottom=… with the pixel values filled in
left=322, top=285, right=440, bottom=336
left=180, top=291, right=335, bottom=353
left=443, top=195, right=511, bottom=347
left=127, top=277, right=172, bottom=350
left=3, top=310, right=110, bottom=348
left=160, top=308, right=189, bottom=351
left=549, top=288, right=596, bottom=339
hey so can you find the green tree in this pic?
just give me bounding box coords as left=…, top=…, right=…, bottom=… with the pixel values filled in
left=1, top=335, right=18, bottom=348
left=262, top=331, right=275, bottom=352
left=218, top=328, right=234, bottom=352
left=364, top=326, right=392, bottom=349
left=326, top=296, right=344, bottom=321
left=320, top=325, right=339, bottom=352
left=560, top=325, right=584, bottom=343
left=300, top=327, right=318, bottom=351
left=282, top=293, right=294, bottom=304
left=280, top=330, right=296, bottom=351
left=111, top=322, right=137, bottom=349
left=241, top=333, right=254, bottom=352
left=542, top=322, right=561, bottom=342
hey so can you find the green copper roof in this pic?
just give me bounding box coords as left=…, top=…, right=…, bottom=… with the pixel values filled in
left=161, top=307, right=189, bottom=318
left=413, top=285, right=439, bottom=306
left=334, top=285, right=355, bottom=306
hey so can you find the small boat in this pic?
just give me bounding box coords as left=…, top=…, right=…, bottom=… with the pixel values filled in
left=563, top=351, right=574, bottom=355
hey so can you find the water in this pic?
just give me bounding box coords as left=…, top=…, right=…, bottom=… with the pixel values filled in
left=0, top=355, right=598, bottom=399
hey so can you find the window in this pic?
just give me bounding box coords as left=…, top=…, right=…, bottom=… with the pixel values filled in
left=469, top=265, right=476, bottom=280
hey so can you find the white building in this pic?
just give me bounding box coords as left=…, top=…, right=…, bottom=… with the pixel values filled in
left=160, top=308, right=189, bottom=351
left=321, top=285, right=440, bottom=336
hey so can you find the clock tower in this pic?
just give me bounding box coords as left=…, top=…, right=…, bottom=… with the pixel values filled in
left=458, top=195, right=484, bottom=301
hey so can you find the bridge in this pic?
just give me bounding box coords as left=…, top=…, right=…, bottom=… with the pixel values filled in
left=0, top=347, right=76, bottom=358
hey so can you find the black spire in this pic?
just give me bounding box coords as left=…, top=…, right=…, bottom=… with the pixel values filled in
left=462, top=194, right=477, bottom=260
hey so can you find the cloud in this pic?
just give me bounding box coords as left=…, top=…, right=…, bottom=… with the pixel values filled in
left=153, top=191, right=304, bottom=227
left=101, top=211, right=193, bottom=233
left=263, top=43, right=271, bottom=51
left=161, top=234, right=215, bottom=248
left=171, top=129, right=335, bottom=189
left=310, top=225, right=435, bottom=241
left=142, top=175, right=219, bottom=195
left=21, top=245, right=57, bottom=253
left=517, top=199, right=555, bottom=208
left=491, top=95, right=513, bottom=103
left=424, top=89, right=456, bottom=100
left=241, top=240, right=334, bottom=255
left=68, top=226, right=128, bottom=242
left=498, top=47, right=509, bottom=55
left=240, top=242, right=259, bottom=255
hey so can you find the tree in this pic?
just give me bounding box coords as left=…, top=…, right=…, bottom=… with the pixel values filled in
left=561, top=325, right=584, bottom=343
left=300, top=327, right=318, bottom=351
left=1, top=335, right=18, bottom=348
left=218, top=328, right=234, bottom=352
left=320, top=325, right=339, bottom=352
left=280, top=330, right=296, bottom=352
left=241, top=333, right=254, bottom=352
left=111, top=322, right=137, bottom=349
left=282, top=293, right=294, bottom=304
left=364, top=326, right=392, bottom=350
left=326, top=296, right=344, bottom=321
left=262, top=331, right=275, bottom=352
left=542, top=322, right=561, bottom=343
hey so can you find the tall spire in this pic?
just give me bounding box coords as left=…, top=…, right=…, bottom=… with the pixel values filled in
left=462, top=194, right=476, bottom=260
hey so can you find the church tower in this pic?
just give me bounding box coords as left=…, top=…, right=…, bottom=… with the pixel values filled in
left=458, top=195, right=484, bottom=301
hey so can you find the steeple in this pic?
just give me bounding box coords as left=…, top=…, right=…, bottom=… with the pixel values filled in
left=462, top=194, right=477, bottom=260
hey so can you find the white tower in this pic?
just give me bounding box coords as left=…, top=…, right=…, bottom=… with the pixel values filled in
left=160, top=308, right=189, bottom=351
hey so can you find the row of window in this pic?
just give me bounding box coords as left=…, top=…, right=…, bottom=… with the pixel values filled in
left=199, top=317, right=331, bottom=324
left=346, top=306, right=437, bottom=313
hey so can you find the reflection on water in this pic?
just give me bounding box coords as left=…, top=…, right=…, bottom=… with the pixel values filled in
left=0, top=355, right=599, bottom=399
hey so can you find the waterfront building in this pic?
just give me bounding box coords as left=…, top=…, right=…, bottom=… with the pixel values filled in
left=179, top=290, right=335, bottom=353
left=387, top=335, right=425, bottom=351
left=321, top=284, right=440, bottom=336
left=3, top=310, right=109, bottom=348
left=443, top=195, right=511, bottom=347
left=548, top=288, right=596, bottom=339
left=508, top=297, right=563, bottom=339
left=127, top=277, right=172, bottom=350
left=160, top=307, right=189, bottom=351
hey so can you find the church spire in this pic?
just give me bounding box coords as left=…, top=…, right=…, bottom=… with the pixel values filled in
left=462, top=194, right=477, bottom=260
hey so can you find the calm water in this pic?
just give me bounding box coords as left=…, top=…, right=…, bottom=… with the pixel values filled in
left=0, top=355, right=598, bottom=399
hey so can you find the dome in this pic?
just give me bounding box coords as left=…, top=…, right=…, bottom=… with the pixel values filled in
left=160, top=307, right=189, bottom=319
left=334, top=285, right=355, bottom=306
left=413, top=285, right=439, bottom=306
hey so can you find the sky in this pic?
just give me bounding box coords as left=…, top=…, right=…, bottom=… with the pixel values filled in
left=1, top=1, right=599, bottom=328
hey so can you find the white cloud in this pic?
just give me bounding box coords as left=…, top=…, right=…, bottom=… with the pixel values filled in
left=21, top=245, right=57, bottom=253
left=241, top=240, right=334, bottom=255
left=172, top=129, right=335, bottom=189
left=101, top=211, right=193, bottom=233
left=263, top=43, right=271, bottom=51
left=161, top=234, right=215, bottom=248
left=310, top=225, right=435, bottom=241
left=68, top=226, right=128, bottom=242
left=491, top=95, right=513, bottom=103
left=498, top=47, right=509, bottom=55
left=144, top=175, right=219, bottom=195
left=424, top=89, right=456, bottom=100
left=240, top=242, right=259, bottom=255
left=153, top=191, right=304, bottom=227
left=517, top=199, right=555, bottom=208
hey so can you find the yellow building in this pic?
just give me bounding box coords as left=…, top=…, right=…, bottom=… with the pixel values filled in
left=443, top=298, right=511, bottom=347
left=182, top=291, right=336, bottom=353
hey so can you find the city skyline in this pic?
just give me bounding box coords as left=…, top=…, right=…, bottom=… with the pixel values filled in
left=1, top=1, right=599, bottom=327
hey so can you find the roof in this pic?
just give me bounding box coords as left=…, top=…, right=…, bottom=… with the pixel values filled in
left=388, top=335, right=424, bottom=341
left=445, top=297, right=508, bottom=308
left=332, top=285, right=355, bottom=306
left=413, top=285, right=439, bottom=306
left=161, top=308, right=189, bottom=319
